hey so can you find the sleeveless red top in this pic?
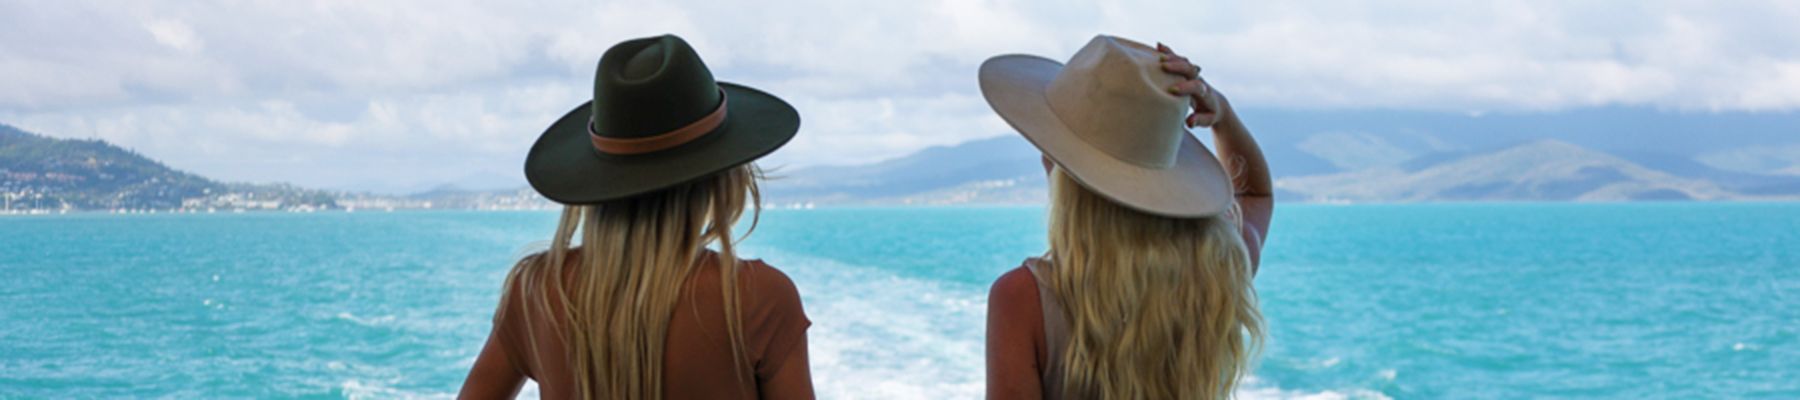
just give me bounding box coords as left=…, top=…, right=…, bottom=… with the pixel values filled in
left=493, top=251, right=814, bottom=399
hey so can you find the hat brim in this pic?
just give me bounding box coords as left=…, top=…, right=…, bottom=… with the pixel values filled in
left=524, top=82, right=798, bottom=204
left=979, top=54, right=1233, bottom=218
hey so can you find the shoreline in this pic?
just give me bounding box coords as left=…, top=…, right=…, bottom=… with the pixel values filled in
left=8, top=199, right=1800, bottom=217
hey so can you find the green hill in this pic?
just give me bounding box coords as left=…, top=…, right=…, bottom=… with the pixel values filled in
left=0, top=123, right=336, bottom=211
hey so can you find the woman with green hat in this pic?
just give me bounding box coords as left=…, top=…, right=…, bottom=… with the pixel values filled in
left=460, top=34, right=814, bottom=400
left=979, top=35, right=1275, bottom=399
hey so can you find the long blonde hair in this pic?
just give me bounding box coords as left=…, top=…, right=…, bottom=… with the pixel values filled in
left=500, top=164, right=763, bottom=399
left=1043, top=167, right=1264, bottom=399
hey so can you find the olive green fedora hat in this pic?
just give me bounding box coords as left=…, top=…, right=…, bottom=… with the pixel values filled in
left=524, top=34, right=799, bottom=204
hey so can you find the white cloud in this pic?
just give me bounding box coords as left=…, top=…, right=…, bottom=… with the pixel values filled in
left=2, top=0, right=1799, bottom=190
left=144, top=19, right=203, bottom=53
left=3, top=82, right=582, bottom=192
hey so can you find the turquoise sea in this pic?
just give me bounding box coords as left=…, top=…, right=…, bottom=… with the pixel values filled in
left=2, top=204, right=1796, bottom=399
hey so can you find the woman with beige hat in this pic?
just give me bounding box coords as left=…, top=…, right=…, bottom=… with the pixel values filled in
left=980, top=35, right=1274, bottom=399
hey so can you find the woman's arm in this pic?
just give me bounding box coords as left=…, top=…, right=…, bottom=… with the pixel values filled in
left=987, top=268, right=1046, bottom=400
left=1157, top=43, right=1274, bottom=273
left=458, top=330, right=525, bottom=399
left=459, top=276, right=529, bottom=399
left=750, top=265, right=817, bottom=399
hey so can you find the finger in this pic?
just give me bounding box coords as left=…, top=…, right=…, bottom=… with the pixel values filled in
left=1156, top=42, right=1172, bottom=54
left=1167, top=79, right=1209, bottom=97
left=1189, top=109, right=1224, bottom=128
left=1172, top=78, right=1219, bottom=100
left=1160, top=62, right=1198, bottom=79
left=1161, top=60, right=1199, bottom=78
left=1180, top=80, right=1223, bottom=115
left=1188, top=111, right=1218, bottom=128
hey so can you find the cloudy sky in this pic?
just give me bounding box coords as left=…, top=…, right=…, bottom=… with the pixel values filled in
left=3, top=1, right=1799, bottom=192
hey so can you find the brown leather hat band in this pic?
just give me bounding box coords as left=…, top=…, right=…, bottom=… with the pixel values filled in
left=589, top=90, right=727, bottom=155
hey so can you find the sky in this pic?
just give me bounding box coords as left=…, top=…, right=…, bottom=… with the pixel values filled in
left=3, top=1, right=1800, bottom=193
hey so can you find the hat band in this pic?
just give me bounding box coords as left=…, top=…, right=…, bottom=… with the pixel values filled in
left=588, top=90, right=727, bottom=155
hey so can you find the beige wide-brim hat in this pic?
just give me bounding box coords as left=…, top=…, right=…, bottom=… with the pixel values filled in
left=979, top=35, right=1233, bottom=217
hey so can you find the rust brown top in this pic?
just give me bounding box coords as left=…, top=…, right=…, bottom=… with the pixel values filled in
left=494, top=250, right=814, bottom=400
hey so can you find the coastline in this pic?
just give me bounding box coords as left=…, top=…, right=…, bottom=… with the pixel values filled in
left=13, top=199, right=1800, bottom=218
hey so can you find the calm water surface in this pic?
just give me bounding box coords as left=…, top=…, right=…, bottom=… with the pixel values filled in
left=1, top=203, right=1795, bottom=398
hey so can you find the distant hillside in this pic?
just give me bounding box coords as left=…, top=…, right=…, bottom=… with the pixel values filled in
left=765, top=133, right=1800, bottom=205
left=14, top=107, right=1800, bottom=209
left=763, top=135, right=1047, bottom=205
left=1276, top=140, right=1790, bottom=202
left=1, top=123, right=336, bottom=211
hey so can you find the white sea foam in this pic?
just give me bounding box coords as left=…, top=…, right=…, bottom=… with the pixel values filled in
left=741, top=246, right=987, bottom=399
left=340, top=379, right=451, bottom=400
left=336, top=312, right=397, bottom=327
left=1237, top=386, right=1394, bottom=400
left=1309, top=356, right=1342, bottom=369
left=1377, top=369, right=1398, bottom=381
left=336, top=377, right=540, bottom=399
left=738, top=246, right=1386, bottom=400
left=421, top=244, right=1387, bottom=400
left=1238, top=376, right=1394, bottom=400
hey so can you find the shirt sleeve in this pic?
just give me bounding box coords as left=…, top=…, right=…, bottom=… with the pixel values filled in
left=746, top=262, right=816, bottom=399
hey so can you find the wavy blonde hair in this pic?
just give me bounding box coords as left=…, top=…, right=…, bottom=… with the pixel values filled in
left=500, top=164, right=763, bottom=399
left=1044, top=167, right=1264, bottom=399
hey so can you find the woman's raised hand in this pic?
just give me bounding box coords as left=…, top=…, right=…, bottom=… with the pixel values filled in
left=1156, top=43, right=1233, bottom=129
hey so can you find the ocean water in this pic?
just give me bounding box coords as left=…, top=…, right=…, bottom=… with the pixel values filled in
left=1, top=203, right=1796, bottom=399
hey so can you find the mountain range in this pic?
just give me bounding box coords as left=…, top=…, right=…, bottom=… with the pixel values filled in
left=762, top=135, right=1046, bottom=206
left=763, top=126, right=1800, bottom=205
left=1274, top=140, right=1767, bottom=202
left=1, top=123, right=548, bottom=212
left=1, top=123, right=338, bottom=211
left=10, top=105, right=1800, bottom=211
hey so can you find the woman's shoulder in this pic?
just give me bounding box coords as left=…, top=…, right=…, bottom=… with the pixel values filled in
left=507, top=248, right=573, bottom=273
left=988, top=261, right=1041, bottom=311
left=991, top=263, right=1034, bottom=290
left=724, top=257, right=811, bottom=337
left=694, top=253, right=804, bottom=316
left=736, top=257, right=801, bottom=298
left=986, top=261, right=1045, bottom=364
left=501, top=250, right=551, bottom=292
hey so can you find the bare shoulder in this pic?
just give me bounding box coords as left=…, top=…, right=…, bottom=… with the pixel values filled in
left=502, top=249, right=563, bottom=293
left=496, top=249, right=580, bottom=317
left=986, top=263, right=1044, bottom=370
left=988, top=265, right=1039, bottom=311
left=507, top=248, right=578, bottom=276
left=510, top=250, right=547, bottom=273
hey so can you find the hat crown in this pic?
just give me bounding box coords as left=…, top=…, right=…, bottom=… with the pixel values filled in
left=1044, top=36, right=1190, bottom=169
left=591, top=35, right=724, bottom=140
